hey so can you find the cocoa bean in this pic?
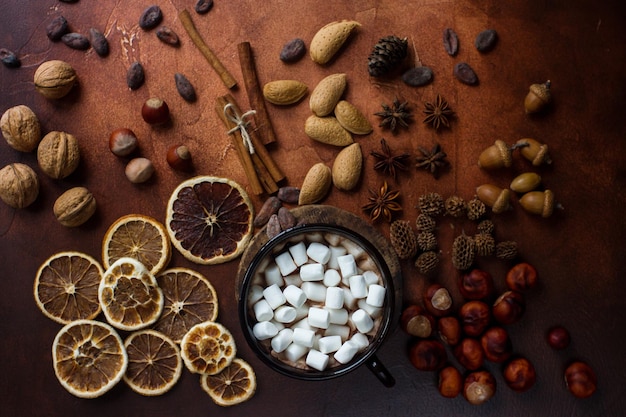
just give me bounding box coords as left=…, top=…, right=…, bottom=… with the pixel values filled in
left=174, top=73, right=197, bottom=102
left=89, top=28, right=109, bottom=57
left=61, top=33, right=90, bottom=50
left=402, top=66, right=433, bottom=87
left=277, top=207, right=297, bottom=231
left=195, top=0, right=214, bottom=14
left=266, top=214, right=282, bottom=239
left=253, top=196, right=282, bottom=228
left=453, top=62, right=478, bottom=85
left=46, top=16, right=69, bottom=41
left=0, top=48, right=20, bottom=68
left=138, top=5, right=162, bottom=30
left=277, top=186, right=300, bottom=204
left=443, top=28, right=459, bottom=56
left=280, top=38, right=306, bottom=63
left=475, top=29, right=498, bottom=53
left=127, top=61, right=145, bottom=90
left=156, top=26, right=180, bottom=46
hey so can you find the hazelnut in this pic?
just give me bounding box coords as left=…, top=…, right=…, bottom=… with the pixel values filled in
left=564, top=360, right=597, bottom=399
left=109, top=128, right=138, bottom=156
left=506, top=262, right=538, bottom=292
left=438, top=316, right=461, bottom=346
left=125, top=157, right=154, bottom=183
left=454, top=338, right=484, bottom=370
left=547, top=325, right=571, bottom=350
left=503, top=356, right=536, bottom=392
left=0, top=163, right=39, bottom=208
left=463, top=370, right=496, bottom=405
left=424, top=284, right=453, bottom=317
left=492, top=290, right=525, bottom=325
left=458, top=300, right=491, bottom=337
left=141, top=97, right=170, bottom=124
left=458, top=269, right=494, bottom=300
left=408, top=339, right=447, bottom=372
left=53, top=186, right=96, bottom=227
left=37, top=131, right=80, bottom=179
left=400, top=305, right=435, bottom=338
left=166, top=144, right=193, bottom=171
left=438, top=365, right=462, bottom=398
left=34, top=60, right=77, bottom=99
left=480, top=326, right=512, bottom=363
left=0, top=105, right=41, bottom=152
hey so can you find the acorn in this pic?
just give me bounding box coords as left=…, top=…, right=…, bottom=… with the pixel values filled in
left=510, top=172, right=541, bottom=193
left=515, top=138, right=551, bottom=166
left=519, top=190, right=556, bottom=218
left=477, top=140, right=512, bottom=169
left=524, top=80, right=552, bottom=114
left=476, top=184, right=511, bottom=214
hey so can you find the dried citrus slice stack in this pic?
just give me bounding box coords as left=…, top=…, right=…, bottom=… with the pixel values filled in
left=165, top=176, right=254, bottom=265
left=180, top=321, right=236, bottom=375
left=200, top=358, right=257, bottom=406
left=34, top=251, right=103, bottom=324
left=98, top=257, right=164, bottom=331
left=123, top=329, right=182, bottom=396
left=102, top=214, right=171, bottom=275
left=52, top=319, right=128, bottom=398
left=153, top=268, right=219, bottom=343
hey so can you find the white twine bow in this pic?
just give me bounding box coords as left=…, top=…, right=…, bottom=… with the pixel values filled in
left=224, top=103, right=257, bottom=154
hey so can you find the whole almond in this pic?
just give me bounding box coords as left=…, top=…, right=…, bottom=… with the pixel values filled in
left=310, top=20, right=361, bottom=65
left=53, top=186, right=96, bottom=227
left=309, top=73, right=347, bottom=116
left=334, top=100, right=373, bottom=135
left=263, top=80, right=308, bottom=105
left=299, top=162, right=332, bottom=205
left=331, top=143, right=362, bottom=191
left=304, top=115, right=353, bottom=147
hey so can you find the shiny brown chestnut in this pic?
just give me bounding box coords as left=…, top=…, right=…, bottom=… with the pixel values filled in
left=109, top=128, right=138, bottom=156
left=481, top=326, right=512, bottom=363
left=493, top=291, right=525, bottom=325
left=503, top=356, right=536, bottom=392
left=166, top=144, right=193, bottom=171
left=463, top=370, right=496, bottom=405
left=459, top=300, right=491, bottom=337
left=408, top=339, right=447, bottom=372
left=438, top=365, right=462, bottom=398
left=423, top=283, right=453, bottom=317
left=459, top=269, right=495, bottom=300
left=141, top=97, right=170, bottom=124
left=547, top=325, right=571, bottom=350
left=438, top=316, right=461, bottom=346
left=565, top=360, right=597, bottom=398
left=506, top=262, right=538, bottom=292
left=454, top=338, right=484, bottom=370
left=400, top=305, right=435, bottom=338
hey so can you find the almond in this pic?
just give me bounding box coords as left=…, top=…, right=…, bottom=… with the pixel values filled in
left=262, top=80, right=308, bottom=105
left=332, top=143, right=362, bottom=191
left=309, top=20, right=361, bottom=65
left=309, top=73, right=347, bottom=116
left=334, top=100, right=373, bottom=135
left=299, top=162, right=332, bottom=205
left=304, top=115, right=353, bottom=147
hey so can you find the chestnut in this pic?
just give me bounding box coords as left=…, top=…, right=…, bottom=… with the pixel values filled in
left=408, top=339, right=447, bottom=372
left=438, top=365, right=462, bottom=398
left=547, top=325, right=570, bottom=350
left=423, top=283, right=453, bottom=317
left=454, top=338, right=484, bottom=370
left=109, top=128, right=138, bottom=156
left=503, top=356, right=536, bottom=392
left=506, top=262, right=538, bottom=292
left=125, top=157, right=154, bottom=183
left=166, top=144, right=193, bottom=171
left=141, top=97, right=170, bottom=124
left=400, top=305, right=435, bottom=338
left=564, top=360, right=597, bottom=398
left=458, top=269, right=494, bottom=300
left=438, top=316, right=461, bottom=346
left=492, top=290, right=525, bottom=325
left=458, top=300, right=491, bottom=337
left=463, top=370, right=496, bottom=405
left=480, top=326, right=512, bottom=363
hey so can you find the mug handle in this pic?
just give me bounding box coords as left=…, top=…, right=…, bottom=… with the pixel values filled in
left=366, top=355, right=395, bottom=387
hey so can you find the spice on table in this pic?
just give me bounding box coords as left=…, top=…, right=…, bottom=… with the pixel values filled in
left=415, top=144, right=448, bottom=178
left=466, top=196, right=487, bottom=221
left=375, top=98, right=412, bottom=132
left=444, top=195, right=466, bottom=218
left=389, top=219, right=418, bottom=260
left=156, top=26, right=180, bottom=47
left=417, top=192, right=444, bottom=216
left=362, top=181, right=402, bottom=222
left=423, top=94, right=454, bottom=130
left=370, top=138, right=410, bottom=180
left=367, top=35, right=408, bottom=77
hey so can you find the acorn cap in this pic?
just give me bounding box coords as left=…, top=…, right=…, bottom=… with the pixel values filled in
left=532, top=143, right=551, bottom=166
left=529, top=81, right=551, bottom=102
left=492, top=188, right=511, bottom=214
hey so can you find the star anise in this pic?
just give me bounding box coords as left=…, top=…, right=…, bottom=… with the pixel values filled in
left=375, top=98, right=412, bottom=132
left=362, top=181, right=402, bottom=222
left=423, top=94, right=454, bottom=130
left=370, top=138, right=411, bottom=180
left=416, top=143, right=449, bottom=178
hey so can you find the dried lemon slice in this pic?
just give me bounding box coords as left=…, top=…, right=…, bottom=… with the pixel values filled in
left=153, top=268, right=219, bottom=343
left=123, top=329, right=182, bottom=396
left=52, top=319, right=128, bottom=399
left=102, top=214, right=171, bottom=275
left=98, top=257, right=164, bottom=331
left=165, top=176, right=253, bottom=265
left=200, top=358, right=257, bottom=406
left=34, top=251, right=103, bottom=324
left=180, top=321, right=236, bottom=375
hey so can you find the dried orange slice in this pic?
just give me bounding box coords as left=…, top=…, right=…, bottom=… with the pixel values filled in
left=200, top=358, right=257, bottom=406
left=34, top=251, right=103, bottom=324
left=165, top=176, right=253, bottom=265
left=52, top=319, right=128, bottom=398
left=123, top=329, right=182, bottom=396
left=98, top=257, right=164, bottom=331
left=180, top=321, right=236, bottom=375
left=153, top=267, right=219, bottom=343
left=102, top=214, right=171, bottom=275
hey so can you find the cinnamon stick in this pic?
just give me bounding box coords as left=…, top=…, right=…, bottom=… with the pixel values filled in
left=179, top=9, right=237, bottom=89
left=237, top=41, right=277, bottom=145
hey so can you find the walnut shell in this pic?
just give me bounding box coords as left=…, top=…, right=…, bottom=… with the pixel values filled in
left=0, top=163, right=39, bottom=208
left=34, top=60, right=77, bottom=99
left=0, top=105, right=41, bottom=152
left=37, top=131, right=80, bottom=179
left=53, top=186, right=96, bottom=227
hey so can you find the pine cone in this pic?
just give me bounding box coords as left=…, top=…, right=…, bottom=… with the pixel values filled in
left=417, top=231, right=437, bottom=251
left=368, top=35, right=408, bottom=77
left=496, top=241, right=518, bottom=260
left=466, top=195, right=486, bottom=221
left=445, top=195, right=466, bottom=218
left=477, top=219, right=495, bottom=235
left=415, top=213, right=436, bottom=232
left=389, top=219, right=417, bottom=260
left=474, top=233, right=495, bottom=257
left=452, top=232, right=475, bottom=270
left=415, top=251, right=439, bottom=275
left=418, top=192, right=444, bottom=216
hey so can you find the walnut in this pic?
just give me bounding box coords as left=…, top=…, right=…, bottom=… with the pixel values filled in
left=37, top=131, right=80, bottom=179
left=53, top=186, right=96, bottom=227
left=0, top=163, right=39, bottom=208
left=34, top=60, right=77, bottom=99
left=1, top=105, right=41, bottom=152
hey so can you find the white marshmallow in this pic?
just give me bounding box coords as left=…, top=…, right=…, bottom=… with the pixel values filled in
left=288, top=241, right=309, bottom=266
left=253, top=299, right=274, bottom=322
left=275, top=251, right=297, bottom=276
left=307, top=232, right=324, bottom=242
left=349, top=275, right=368, bottom=299
left=317, top=335, right=343, bottom=354
left=323, top=232, right=341, bottom=247
left=307, top=307, right=330, bottom=329
left=323, top=269, right=341, bottom=287
left=283, top=284, right=307, bottom=308
left=357, top=299, right=383, bottom=319
left=342, top=239, right=366, bottom=259
left=363, top=270, right=380, bottom=286
left=292, top=328, right=315, bottom=347
left=350, top=333, right=370, bottom=351
left=283, top=273, right=302, bottom=287
left=334, top=340, right=359, bottom=364
left=325, top=286, right=344, bottom=309
left=264, top=264, right=284, bottom=287
left=271, top=328, right=293, bottom=353
left=247, top=284, right=265, bottom=305
left=294, top=305, right=310, bottom=321
left=263, top=284, right=287, bottom=309
left=323, top=324, right=351, bottom=340
left=328, top=246, right=348, bottom=270
left=274, top=305, right=297, bottom=323
left=292, top=317, right=313, bottom=330
left=306, top=242, right=331, bottom=264
left=337, top=254, right=357, bottom=279
left=366, top=284, right=386, bottom=308
left=342, top=287, right=357, bottom=309
left=300, top=263, right=324, bottom=281
left=326, top=308, right=349, bottom=325
left=301, top=282, right=326, bottom=302
left=306, top=349, right=330, bottom=371
left=284, top=342, right=308, bottom=362
left=252, top=321, right=278, bottom=340
left=351, top=309, right=374, bottom=333
left=358, top=257, right=377, bottom=272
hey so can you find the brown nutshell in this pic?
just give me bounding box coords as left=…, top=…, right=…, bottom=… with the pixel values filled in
left=54, top=187, right=97, bottom=227
left=0, top=163, right=39, bottom=208
left=34, top=60, right=77, bottom=99
left=37, top=131, right=80, bottom=179
left=1, top=105, right=41, bottom=152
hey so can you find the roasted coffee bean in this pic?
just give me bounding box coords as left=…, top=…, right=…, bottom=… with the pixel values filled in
left=253, top=196, right=282, bottom=228
left=266, top=214, right=282, bottom=239
left=443, top=28, right=459, bottom=56
left=174, top=73, right=197, bottom=102
left=61, top=33, right=90, bottom=50
left=156, top=26, right=180, bottom=46
left=453, top=62, right=478, bottom=85
left=277, top=186, right=300, bottom=204
left=46, top=16, right=69, bottom=41
left=0, top=48, right=20, bottom=68
left=475, top=29, right=498, bottom=52
left=138, top=5, right=162, bottom=30
left=127, top=61, right=145, bottom=90
left=195, top=0, right=214, bottom=14
left=89, top=28, right=109, bottom=57
left=277, top=207, right=297, bottom=231
left=402, top=66, right=433, bottom=87
left=280, top=38, right=306, bottom=63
